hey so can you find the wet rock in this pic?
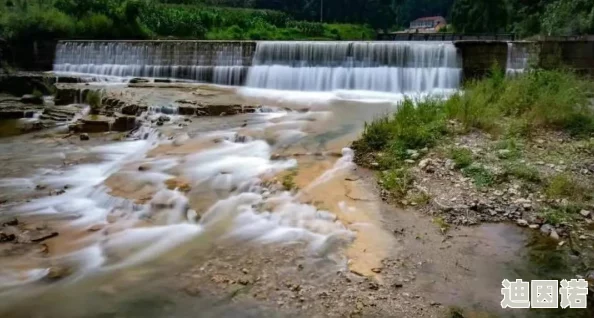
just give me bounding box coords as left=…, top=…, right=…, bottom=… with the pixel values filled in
left=158, top=115, right=170, bottom=122
left=54, top=88, right=79, bottom=105
left=30, top=231, right=59, bottom=242
left=129, top=78, right=149, bottom=84
left=0, top=109, right=36, bottom=119
left=88, top=224, right=104, bottom=232
left=138, top=164, right=151, bottom=171
left=21, top=94, right=43, bottom=105
left=516, top=219, right=529, bottom=227
left=78, top=116, right=113, bottom=133
left=120, top=104, right=143, bottom=116
left=0, top=233, right=16, bottom=242
left=46, top=266, right=72, bottom=280
left=156, top=121, right=164, bottom=126
left=79, top=133, right=90, bottom=141
left=2, top=218, right=18, bottom=226
left=112, top=115, right=136, bottom=132
left=178, top=106, right=196, bottom=116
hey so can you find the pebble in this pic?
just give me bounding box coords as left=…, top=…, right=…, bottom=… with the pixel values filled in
left=579, top=235, right=587, bottom=240
left=79, top=133, right=89, bottom=141
left=580, top=210, right=591, bottom=217
left=529, top=224, right=540, bottom=229
left=550, top=229, right=560, bottom=240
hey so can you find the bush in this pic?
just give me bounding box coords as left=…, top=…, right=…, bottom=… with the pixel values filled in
left=503, top=162, right=541, bottom=183
left=357, top=98, right=448, bottom=170
left=85, top=90, right=102, bottom=115
left=380, top=168, right=414, bottom=199
left=76, top=14, right=114, bottom=38
left=443, top=69, right=593, bottom=137
left=449, top=147, right=473, bottom=169
left=545, top=174, right=591, bottom=201
left=462, top=164, right=495, bottom=188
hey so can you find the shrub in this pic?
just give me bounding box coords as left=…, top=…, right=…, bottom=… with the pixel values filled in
left=449, top=147, right=473, bottom=169
left=503, top=162, right=541, bottom=183
left=380, top=168, right=414, bottom=199
left=545, top=174, right=591, bottom=201
left=85, top=90, right=102, bottom=115
left=358, top=98, right=447, bottom=171
left=462, top=164, right=495, bottom=188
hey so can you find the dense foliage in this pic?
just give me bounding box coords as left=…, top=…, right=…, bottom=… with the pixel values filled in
left=451, top=0, right=594, bottom=36
left=0, top=0, right=592, bottom=42
left=0, top=0, right=374, bottom=41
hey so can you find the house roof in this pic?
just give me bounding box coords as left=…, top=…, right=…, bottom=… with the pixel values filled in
left=412, top=16, right=446, bottom=22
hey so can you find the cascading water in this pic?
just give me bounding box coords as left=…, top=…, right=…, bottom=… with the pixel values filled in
left=245, top=41, right=462, bottom=93
left=506, top=42, right=530, bottom=77
left=53, top=40, right=462, bottom=93
left=53, top=41, right=248, bottom=85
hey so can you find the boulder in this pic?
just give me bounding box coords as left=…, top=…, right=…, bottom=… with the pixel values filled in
left=129, top=78, right=150, bottom=84
left=20, top=94, right=43, bottom=105
left=121, top=104, right=139, bottom=115
left=112, top=115, right=137, bottom=132
left=77, top=116, right=113, bottom=133
left=79, top=133, right=90, bottom=141
left=54, top=88, right=80, bottom=105
left=178, top=106, right=196, bottom=116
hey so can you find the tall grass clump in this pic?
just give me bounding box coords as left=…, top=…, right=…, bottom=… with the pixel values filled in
left=443, top=68, right=594, bottom=137
left=354, top=98, right=447, bottom=169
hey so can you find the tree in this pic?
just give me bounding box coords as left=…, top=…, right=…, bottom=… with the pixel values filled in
left=450, top=0, right=507, bottom=33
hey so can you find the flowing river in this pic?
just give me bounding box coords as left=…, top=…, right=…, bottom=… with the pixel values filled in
left=0, top=41, right=584, bottom=317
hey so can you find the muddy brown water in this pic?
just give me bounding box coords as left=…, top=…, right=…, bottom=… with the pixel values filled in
left=0, top=85, right=592, bottom=317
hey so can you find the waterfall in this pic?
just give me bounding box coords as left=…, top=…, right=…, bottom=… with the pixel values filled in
left=245, top=41, right=461, bottom=93
left=53, top=40, right=462, bottom=93
left=53, top=41, right=248, bottom=85
left=506, top=42, right=530, bottom=77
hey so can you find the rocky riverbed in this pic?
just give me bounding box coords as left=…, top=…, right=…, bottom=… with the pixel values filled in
left=0, top=79, right=593, bottom=317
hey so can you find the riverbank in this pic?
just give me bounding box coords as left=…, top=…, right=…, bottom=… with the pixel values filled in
left=0, top=75, right=593, bottom=317
left=352, top=69, right=594, bottom=314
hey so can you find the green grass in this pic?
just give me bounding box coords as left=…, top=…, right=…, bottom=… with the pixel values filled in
left=449, top=147, right=473, bottom=169
left=354, top=98, right=447, bottom=169
left=432, top=216, right=450, bottom=234
left=462, top=164, right=495, bottom=188
left=85, top=90, right=102, bottom=115
left=545, top=174, right=591, bottom=201
left=380, top=168, right=414, bottom=199
left=407, top=191, right=432, bottom=206
left=444, top=68, right=593, bottom=137
left=503, top=162, right=541, bottom=183
left=355, top=69, right=594, bottom=173
left=539, top=205, right=583, bottom=226
left=281, top=170, right=298, bottom=191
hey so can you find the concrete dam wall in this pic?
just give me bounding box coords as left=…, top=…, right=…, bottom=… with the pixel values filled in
left=3, top=39, right=593, bottom=90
